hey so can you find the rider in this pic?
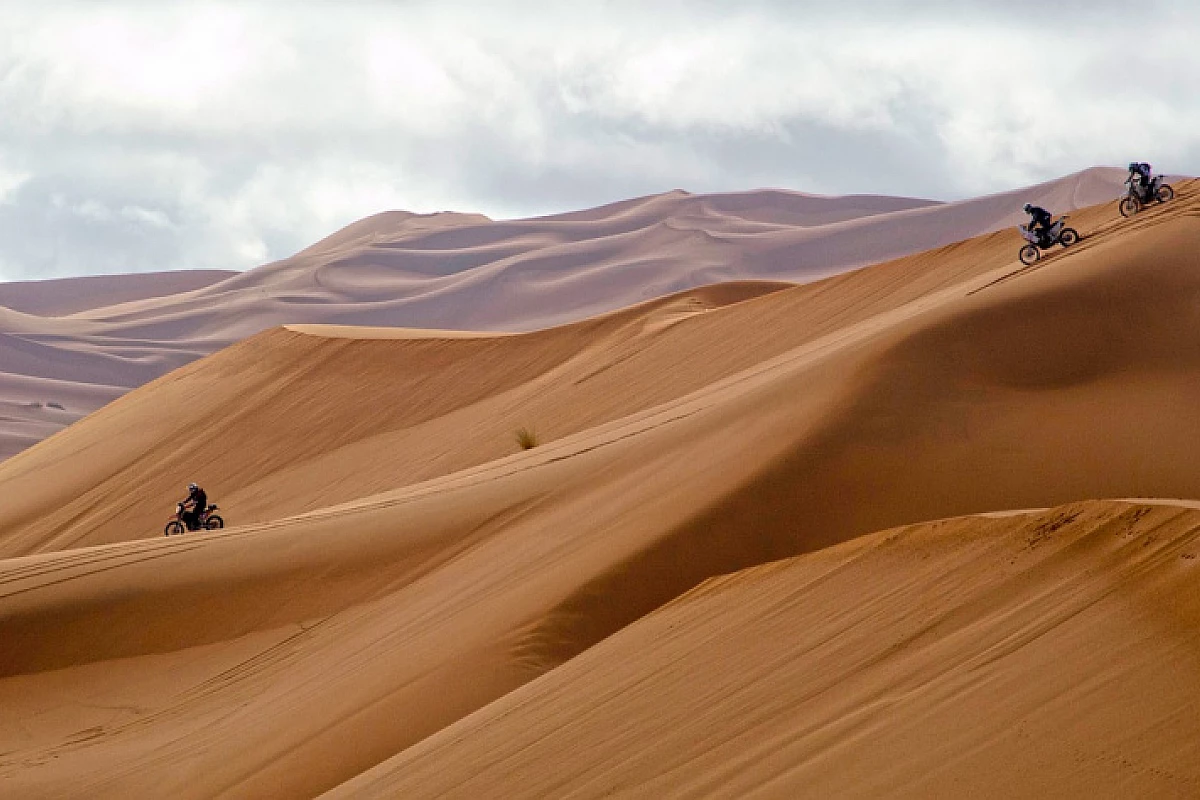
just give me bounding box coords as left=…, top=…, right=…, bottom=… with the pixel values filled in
left=181, top=482, right=208, bottom=531
left=1128, top=161, right=1154, bottom=199
left=1023, top=203, right=1054, bottom=244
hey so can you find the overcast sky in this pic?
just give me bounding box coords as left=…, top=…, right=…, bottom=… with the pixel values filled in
left=1, top=1, right=1198, bottom=281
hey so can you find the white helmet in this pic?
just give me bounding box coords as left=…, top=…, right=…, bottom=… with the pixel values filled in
left=188, top=482, right=198, bottom=492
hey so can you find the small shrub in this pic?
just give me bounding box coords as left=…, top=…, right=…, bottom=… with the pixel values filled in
left=515, top=427, right=539, bottom=450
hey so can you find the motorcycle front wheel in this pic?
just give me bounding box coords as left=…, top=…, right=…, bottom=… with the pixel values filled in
left=164, top=520, right=185, bottom=536
left=1019, top=244, right=1040, bottom=265
left=1119, top=197, right=1140, bottom=217
left=205, top=515, right=225, bottom=530
left=1156, top=184, right=1174, bottom=203
left=1059, top=228, right=1079, bottom=247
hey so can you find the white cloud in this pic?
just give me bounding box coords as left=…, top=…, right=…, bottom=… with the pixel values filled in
left=120, top=205, right=173, bottom=228
left=0, top=164, right=32, bottom=205
left=0, top=1, right=1198, bottom=280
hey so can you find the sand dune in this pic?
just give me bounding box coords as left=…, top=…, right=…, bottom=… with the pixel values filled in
left=0, top=168, right=1134, bottom=460
left=65, top=166, right=1130, bottom=337
left=0, top=269, right=235, bottom=317
left=1, top=177, right=1193, bottom=557
left=0, top=174, right=1198, bottom=796
left=334, top=501, right=1200, bottom=799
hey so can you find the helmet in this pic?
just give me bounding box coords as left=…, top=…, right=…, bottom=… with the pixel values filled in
left=1023, top=203, right=1032, bottom=213
left=188, top=482, right=198, bottom=492
left=1129, top=162, right=1138, bottom=171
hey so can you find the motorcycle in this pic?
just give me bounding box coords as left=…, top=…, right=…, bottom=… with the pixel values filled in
left=1119, top=174, right=1174, bottom=217
left=1017, top=216, right=1080, bottom=265
left=164, top=502, right=224, bottom=535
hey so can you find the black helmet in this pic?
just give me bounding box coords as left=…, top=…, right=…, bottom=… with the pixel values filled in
left=1023, top=203, right=1033, bottom=213
left=1129, top=162, right=1138, bottom=171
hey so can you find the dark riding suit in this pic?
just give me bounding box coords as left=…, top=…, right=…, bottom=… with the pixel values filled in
left=1130, top=163, right=1153, bottom=199
left=1026, top=205, right=1053, bottom=243
left=182, top=487, right=208, bottom=530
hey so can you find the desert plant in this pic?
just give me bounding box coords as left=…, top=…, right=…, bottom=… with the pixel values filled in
left=514, top=426, right=539, bottom=450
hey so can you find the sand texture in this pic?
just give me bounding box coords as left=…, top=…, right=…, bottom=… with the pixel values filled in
left=0, top=172, right=1198, bottom=797
left=0, top=168, right=1131, bottom=459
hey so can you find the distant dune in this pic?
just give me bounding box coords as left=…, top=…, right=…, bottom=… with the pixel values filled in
left=0, top=269, right=236, bottom=317
left=0, top=168, right=1134, bottom=460
left=0, top=174, right=1198, bottom=796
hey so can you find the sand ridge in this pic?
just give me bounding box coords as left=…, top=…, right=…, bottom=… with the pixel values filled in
left=331, top=500, right=1200, bottom=799
left=0, top=174, right=1198, bottom=796
left=0, top=168, right=1137, bottom=459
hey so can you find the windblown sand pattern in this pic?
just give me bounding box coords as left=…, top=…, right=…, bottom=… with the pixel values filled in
left=1, top=170, right=1198, bottom=797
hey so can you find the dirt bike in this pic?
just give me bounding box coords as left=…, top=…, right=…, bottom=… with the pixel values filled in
left=1119, top=174, right=1173, bottom=217
left=164, top=502, right=224, bottom=535
left=1017, top=216, right=1080, bottom=265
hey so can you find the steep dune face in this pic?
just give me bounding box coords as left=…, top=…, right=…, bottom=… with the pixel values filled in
left=733, top=213, right=1200, bottom=546
left=0, top=169, right=1133, bottom=459
left=0, top=282, right=800, bottom=555
left=334, top=500, right=1200, bottom=799
left=1, top=181, right=1195, bottom=559
left=0, top=179, right=1198, bottom=796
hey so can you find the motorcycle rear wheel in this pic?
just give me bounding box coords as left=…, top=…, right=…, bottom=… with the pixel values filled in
left=1156, top=184, right=1174, bottom=203
left=205, top=515, right=225, bottom=530
left=1019, top=244, right=1040, bottom=265
left=1119, top=197, right=1140, bottom=217
left=1059, top=228, right=1079, bottom=247
left=164, top=520, right=185, bottom=536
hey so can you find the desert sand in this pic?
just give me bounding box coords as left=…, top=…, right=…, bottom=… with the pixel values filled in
left=0, top=173, right=1198, bottom=797
left=0, top=167, right=1132, bottom=460
left=333, top=501, right=1200, bottom=799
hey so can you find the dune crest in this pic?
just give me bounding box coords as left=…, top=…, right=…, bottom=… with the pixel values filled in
left=1, top=176, right=1199, bottom=796
left=0, top=168, right=1136, bottom=460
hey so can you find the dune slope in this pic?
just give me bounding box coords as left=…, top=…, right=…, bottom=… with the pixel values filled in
left=0, top=179, right=1197, bottom=796
left=0, top=168, right=1135, bottom=459
left=1, top=180, right=1196, bottom=558
left=332, top=500, right=1200, bottom=799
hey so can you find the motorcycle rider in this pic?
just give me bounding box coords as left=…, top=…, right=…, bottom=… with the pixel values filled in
left=1128, top=161, right=1154, bottom=199
left=180, top=482, right=208, bottom=531
left=1023, top=203, right=1054, bottom=244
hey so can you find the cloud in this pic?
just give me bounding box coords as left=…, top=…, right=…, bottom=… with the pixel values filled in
left=0, top=1, right=1198, bottom=280
left=0, top=161, right=32, bottom=206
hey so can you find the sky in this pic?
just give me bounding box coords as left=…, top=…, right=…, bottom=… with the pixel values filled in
left=1, top=0, right=1199, bottom=281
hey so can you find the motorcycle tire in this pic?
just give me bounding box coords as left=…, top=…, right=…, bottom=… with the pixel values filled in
left=1019, top=244, right=1040, bottom=266
left=205, top=515, right=225, bottom=530
left=1059, top=228, right=1079, bottom=247
left=1156, top=184, right=1174, bottom=203
left=1119, top=196, right=1140, bottom=218
left=164, top=520, right=185, bottom=536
